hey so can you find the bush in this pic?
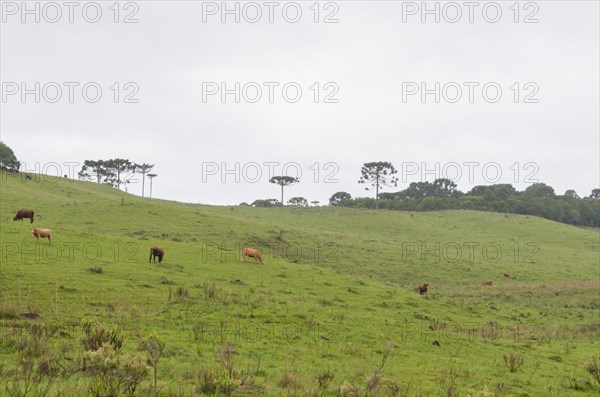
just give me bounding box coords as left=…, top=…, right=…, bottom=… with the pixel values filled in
left=176, top=286, right=189, bottom=301
left=585, top=356, right=600, bottom=386
left=503, top=352, right=524, bottom=373
left=0, top=303, right=18, bottom=319
left=81, top=319, right=123, bottom=352
left=316, top=369, right=335, bottom=389
left=1, top=329, right=62, bottom=397
left=84, top=345, right=148, bottom=397
left=203, top=282, right=217, bottom=300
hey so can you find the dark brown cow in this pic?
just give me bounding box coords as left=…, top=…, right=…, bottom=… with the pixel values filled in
left=503, top=272, right=510, bottom=278
left=14, top=209, right=34, bottom=223
left=418, top=283, right=429, bottom=295
left=482, top=280, right=493, bottom=286
left=31, top=228, right=51, bottom=244
left=242, top=247, right=263, bottom=264
left=149, top=247, right=164, bottom=263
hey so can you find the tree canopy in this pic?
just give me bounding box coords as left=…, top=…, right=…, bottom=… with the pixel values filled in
left=269, top=176, right=299, bottom=206
left=358, top=162, right=398, bottom=209
left=0, top=141, right=21, bottom=172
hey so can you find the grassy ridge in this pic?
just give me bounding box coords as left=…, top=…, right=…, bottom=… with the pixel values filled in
left=0, top=171, right=599, bottom=396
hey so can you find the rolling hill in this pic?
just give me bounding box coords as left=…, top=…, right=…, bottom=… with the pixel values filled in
left=0, top=171, right=598, bottom=396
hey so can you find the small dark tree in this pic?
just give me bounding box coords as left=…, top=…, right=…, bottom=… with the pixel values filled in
left=139, top=334, right=165, bottom=396
left=310, top=200, right=320, bottom=206
left=0, top=141, right=20, bottom=172
left=288, top=197, right=308, bottom=206
left=269, top=176, right=299, bottom=206
left=329, top=191, right=352, bottom=206
left=590, top=188, right=600, bottom=199
left=358, top=162, right=398, bottom=209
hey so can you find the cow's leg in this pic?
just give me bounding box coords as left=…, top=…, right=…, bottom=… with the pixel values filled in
left=48, top=236, right=51, bottom=245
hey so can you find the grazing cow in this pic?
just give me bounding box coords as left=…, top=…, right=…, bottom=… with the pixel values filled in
left=242, top=247, right=263, bottom=264
left=482, top=280, right=493, bottom=286
left=503, top=272, right=510, bottom=278
left=31, top=228, right=51, bottom=244
left=14, top=209, right=34, bottom=223
left=149, top=247, right=164, bottom=263
left=418, top=283, right=429, bottom=295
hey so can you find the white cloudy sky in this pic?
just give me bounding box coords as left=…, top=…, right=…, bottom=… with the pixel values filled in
left=1, top=1, right=598, bottom=205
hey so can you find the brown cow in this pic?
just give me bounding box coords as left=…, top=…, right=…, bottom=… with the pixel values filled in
left=14, top=209, right=34, bottom=223
left=149, top=247, right=164, bottom=263
left=418, top=283, right=429, bottom=295
left=242, top=247, right=263, bottom=264
left=503, top=272, right=510, bottom=278
left=482, top=280, right=493, bottom=286
left=31, top=228, right=51, bottom=244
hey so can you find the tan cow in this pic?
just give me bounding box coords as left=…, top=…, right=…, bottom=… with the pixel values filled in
left=482, top=280, right=493, bottom=286
left=242, top=247, right=263, bottom=264
left=503, top=272, right=510, bottom=278
left=31, top=228, right=51, bottom=244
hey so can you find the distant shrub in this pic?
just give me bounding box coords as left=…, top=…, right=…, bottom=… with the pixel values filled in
left=278, top=371, right=296, bottom=389
left=503, top=352, right=524, bottom=373
left=566, top=377, right=592, bottom=391
left=81, top=319, right=123, bottom=352
left=196, top=367, right=219, bottom=395
left=339, top=380, right=361, bottom=397
left=413, top=312, right=429, bottom=320
left=3, top=329, right=62, bottom=397
left=585, top=356, right=600, bottom=386
left=203, top=282, right=217, bottom=300
left=429, top=319, right=448, bottom=331
left=84, top=345, right=148, bottom=397
left=316, top=369, right=335, bottom=389
left=176, top=286, right=189, bottom=301
left=0, top=302, right=18, bottom=319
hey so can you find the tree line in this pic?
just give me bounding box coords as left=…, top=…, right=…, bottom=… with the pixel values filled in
left=252, top=162, right=600, bottom=228
left=327, top=162, right=600, bottom=227
left=2, top=143, right=598, bottom=227
left=77, top=160, right=157, bottom=197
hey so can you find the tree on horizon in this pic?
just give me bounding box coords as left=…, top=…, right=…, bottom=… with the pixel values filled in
left=358, top=162, right=398, bottom=209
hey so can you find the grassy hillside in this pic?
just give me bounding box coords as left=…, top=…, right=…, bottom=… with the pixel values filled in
left=1, top=171, right=599, bottom=396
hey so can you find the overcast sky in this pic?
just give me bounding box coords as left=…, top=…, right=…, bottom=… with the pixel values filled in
left=1, top=1, right=598, bottom=205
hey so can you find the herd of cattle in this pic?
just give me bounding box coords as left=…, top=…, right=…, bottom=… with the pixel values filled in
left=14, top=208, right=508, bottom=294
